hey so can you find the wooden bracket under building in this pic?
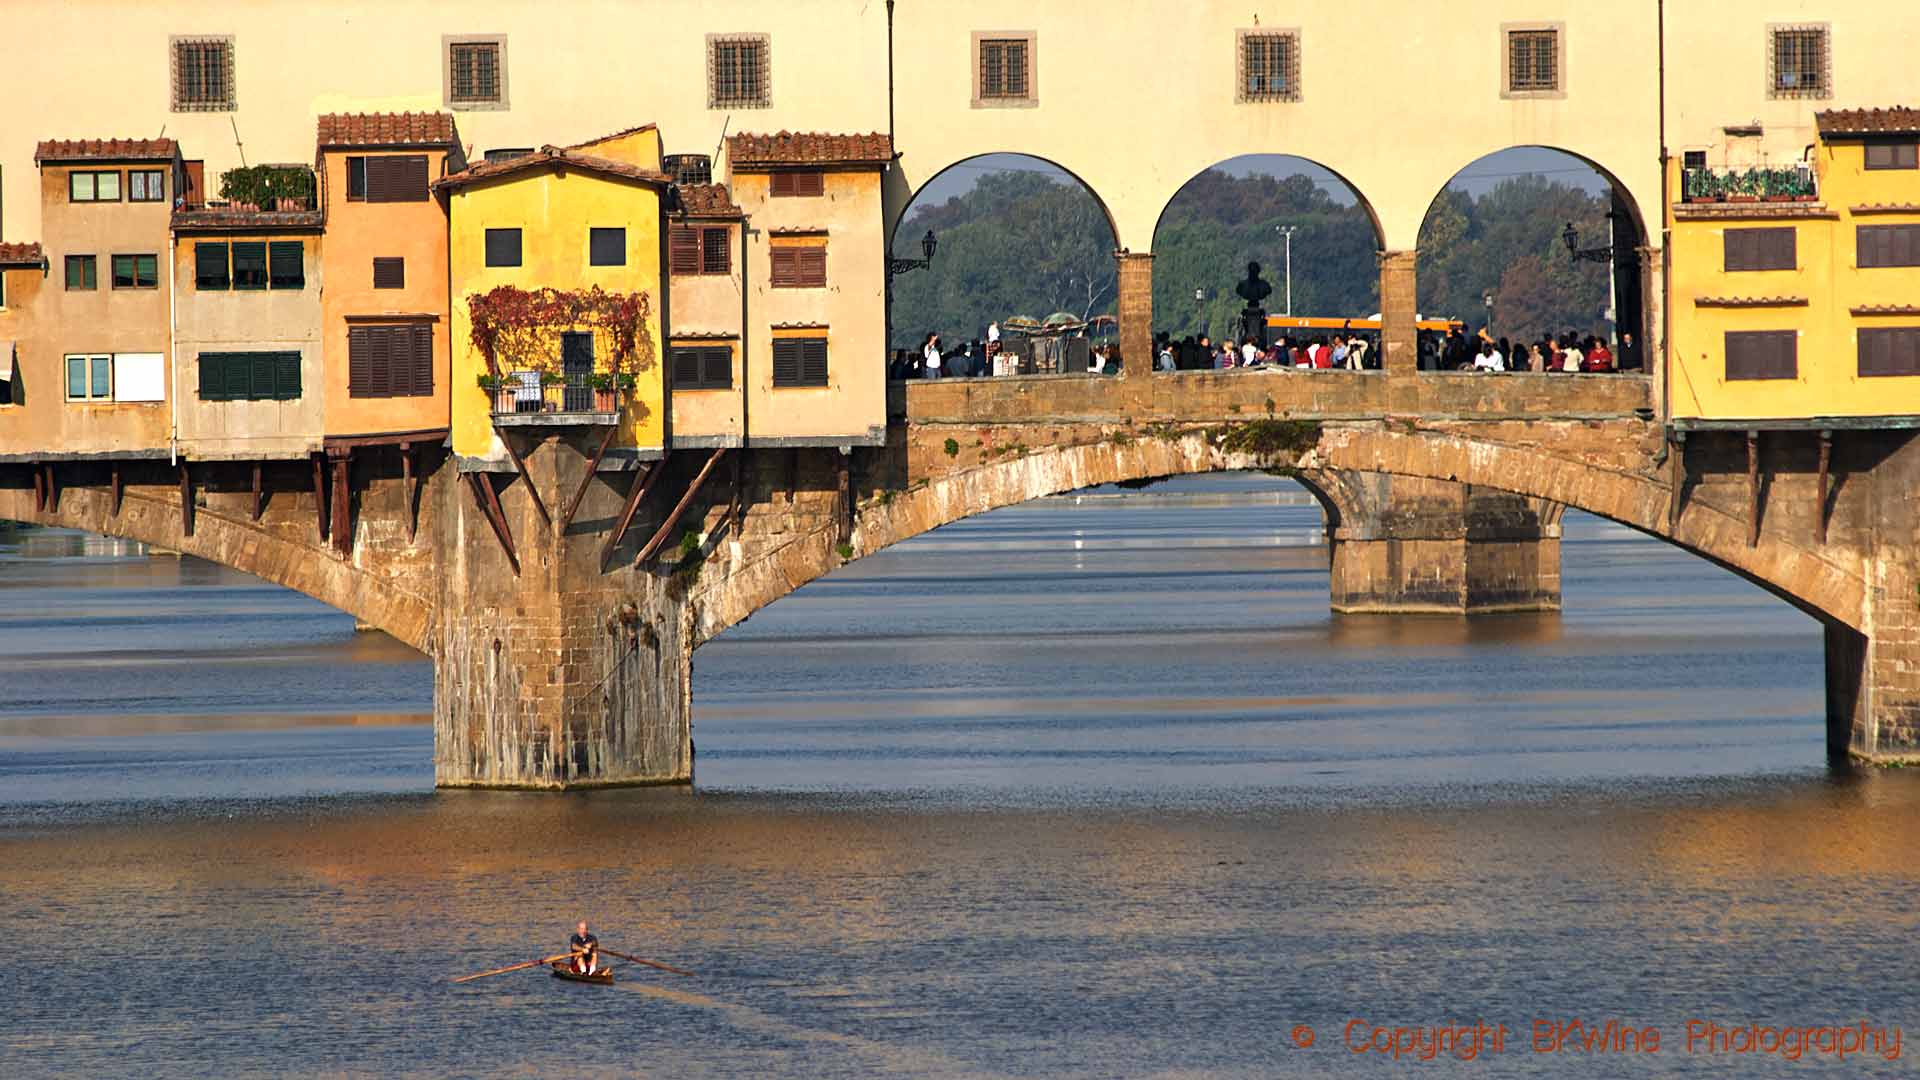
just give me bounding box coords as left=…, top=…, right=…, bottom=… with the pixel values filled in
left=330, top=452, right=353, bottom=555
left=1815, top=430, right=1832, bottom=545
left=110, top=464, right=123, bottom=517
left=251, top=461, right=265, bottom=521
left=1667, top=432, right=1685, bottom=529
left=42, top=463, right=58, bottom=513
left=560, top=425, right=619, bottom=535
left=179, top=462, right=195, bottom=537
left=311, top=455, right=329, bottom=542
left=1746, top=430, right=1761, bottom=548
left=837, top=450, right=853, bottom=544
left=636, top=448, right=728, bottom=564
left=501, top=433, right=552, bottom=533
left=600, top=458, right=666, bottom=569
left=467, top=471, right=520, bottom=576
left=31, top=462, right=45, bottom=512
left=401, top=442, right=419, bottom=542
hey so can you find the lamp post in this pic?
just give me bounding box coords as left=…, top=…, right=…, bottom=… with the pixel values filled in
left=1561, top=220, right=1613, bottom=263
left=889, top=228, right=938, bottom=277
left=1275, top=225, right=1298, bottom=316
left=1482, top=289, right=1494, bottom=331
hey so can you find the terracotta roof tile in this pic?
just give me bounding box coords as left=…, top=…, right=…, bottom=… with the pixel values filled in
left=1816, top=107, right=1920, bottom=137
left=34, top=138, right=177, bottom=164
left=675, top=183, right=742, bottom=217
left=316, top=112, right=458, bottom=149
left=0, top=242, right=45, bottom=267
left=1693, top=295, right=1809, bottom=308
left=172, top=208, right=325, bottom=231
left=726, top=132, right=893, bottom=169
left=1850, top=203, right=1920, bottom=215
left=434, top=145, right=669, bottom=192
left=1851, top=304, right=1920, bottom=316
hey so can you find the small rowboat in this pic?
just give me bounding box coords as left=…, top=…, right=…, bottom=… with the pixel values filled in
left=550, top=961, right=615, bottom=985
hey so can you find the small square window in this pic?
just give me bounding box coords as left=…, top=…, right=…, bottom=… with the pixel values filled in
left=65, top=255, right=97, bottom=291
left=708, top=34, right=771, bottom=109
left=231, top=243, right=267, bottom=290
left=590, top=227, right=626, bottom=267
left=1238, top=31, right=1299, bottom=103
left=974, top=33, right=1036, bottom=107
left=485, top=228, right=522, bottom=267
left=445, top=36, right=508, bottom=110
left=1683, top=150, right=1708, bottom=170
left=373, top=257, right=405, bottom=289
left=1507, top=29, right=1559, bottom=92
left=172, top=36, right=235, bottom=112
left=1768, top=25, right=1830, bottom=99
left=128, top=170, right=167, bottom=202
left=701, top=227, right=731, bottom=274
left=111, top=254, right=159, bottom=290
left=69, top=171, right=121, bottom=203
left=1865, top=143, right=1919, bottom=171
left=347, top=157, right=366, bottom=201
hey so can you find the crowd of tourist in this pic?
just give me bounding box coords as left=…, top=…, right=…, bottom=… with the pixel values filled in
left=1423, top=326, right=1636, bottom=373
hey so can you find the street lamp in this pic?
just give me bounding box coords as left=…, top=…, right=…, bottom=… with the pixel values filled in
left=1275, top=224, right=1298, bottom=316
left=1562, top=220, right=1612, bottom=263
left=889, top=228, right=938, bottom=276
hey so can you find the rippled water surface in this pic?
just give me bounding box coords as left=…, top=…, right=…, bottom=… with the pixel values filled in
left=1, top=478, right=1914, bottom=1078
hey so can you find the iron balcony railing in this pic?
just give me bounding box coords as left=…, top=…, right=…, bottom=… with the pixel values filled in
left=490, top=371, right=621, bottom=418
left=1680, top=164, right=1817, bottom=203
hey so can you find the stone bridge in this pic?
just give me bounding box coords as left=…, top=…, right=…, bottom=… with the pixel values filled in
left=6, top=371, right=1916, bottom=785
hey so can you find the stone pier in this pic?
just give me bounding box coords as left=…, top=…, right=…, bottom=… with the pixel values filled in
left=432, top=432, right=694, bottom=788
left=1318, top=472, right=1562, bottom=614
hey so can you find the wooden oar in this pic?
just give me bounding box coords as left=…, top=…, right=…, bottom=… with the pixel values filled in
left=451, top=949, right=582, bottom=984
left=598, top=947, right=695, bottom=977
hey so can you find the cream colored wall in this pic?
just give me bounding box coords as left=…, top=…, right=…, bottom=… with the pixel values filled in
left=734, top=169, right=886, bottom=444
left=319, top=147, right=453, bottom=438
left=12, top=163, right=174, bottom=456
left=446, top=169, right=666, bottom=459
left=669, top=247, right=745, bottom=443
left=0, top=265, right=44, bottom=427
left=171, top=232, right=325, bottom=458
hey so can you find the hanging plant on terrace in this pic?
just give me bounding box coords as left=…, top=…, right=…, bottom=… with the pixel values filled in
left=466, top=285, right=657, bottom=379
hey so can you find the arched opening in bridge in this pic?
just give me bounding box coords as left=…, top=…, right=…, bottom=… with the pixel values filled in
left=1415, top=147, right=1649, bottom=372
left=887, top=153, right=1119, bottom=369
left=1150, top=155, right=1383, bottom=363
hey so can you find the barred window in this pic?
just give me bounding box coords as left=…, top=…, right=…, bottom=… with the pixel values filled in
left=447, top=39, right=505, bottom=108
left=1238, top=31, right=1299, bottom=103
left=1507, top=29, right=1559, bottom=92
left=708, top=34, right=770, bottom=109
left=172, top=37, right=235, bottom=112
left=668, top=225, right=732, bottom=276
left=1769, top=26, right=1829, bottom=99
left=978, top=37, right=1032, bottom=101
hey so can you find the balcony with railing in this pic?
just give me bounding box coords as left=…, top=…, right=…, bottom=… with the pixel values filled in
left=173, top=163, right=321, bottom=228
left=1679, top=164, right=1819, bottom=206
left=483, top=370, right=633, bottom=425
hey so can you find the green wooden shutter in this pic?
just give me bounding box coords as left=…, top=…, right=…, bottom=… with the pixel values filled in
left=199, top=354, right=225, bottom=400
left=250, top=354, right=277, bottom=400
left=225, top=353, right=254, bottom=399
left=275, top=351, right=302, bottom=400
left=269, top=242, right=304, bottom=289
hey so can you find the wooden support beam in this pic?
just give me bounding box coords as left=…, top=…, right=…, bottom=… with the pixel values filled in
left=1667, top=434, right=1684, bottom=529
left=43, top=464, right=58, bottom=513
left=467, top=471, right=520, bottom=575
left=501, top=433, right=552, bottom=533
left=251, top=461, right=264, bottom=521
left=636, top=448, right=728, bottom=564
left=110, top=464, right=123, bottom=517
left=1815, top=430, right=1832, bottom=545
left=731, top=447, right=747, bottom=529
left=330, top=454, right=352, bottom=554
left=837, top=450, right=853, bottom=544
left=601, top=459, right=665, bottom=568
left=560, top=425, right=618, bottom=535
left=312, top=455, right=329, bottom=541
left=402, top=442, right=418, bottom=542
left=180, top=462, right=195, bottom=537
left=31, top=462, right=45, bottom=512
left=1746, top=430, right=1761, bottom=548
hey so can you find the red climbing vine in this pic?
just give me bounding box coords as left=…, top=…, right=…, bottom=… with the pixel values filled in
left=466, top=285, right=656, bottom=377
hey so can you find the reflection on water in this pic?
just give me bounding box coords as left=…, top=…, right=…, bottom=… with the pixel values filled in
left=2, top=476, right=1914, bottom=1078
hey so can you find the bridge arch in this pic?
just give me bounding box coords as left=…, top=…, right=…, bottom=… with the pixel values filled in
left=691, top=425, right=1864, bottom=648
left=0, top=467, right=435, bottom=653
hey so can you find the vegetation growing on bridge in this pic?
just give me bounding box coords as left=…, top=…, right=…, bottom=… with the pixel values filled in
left=1210, top=419, right=1323, bottom=457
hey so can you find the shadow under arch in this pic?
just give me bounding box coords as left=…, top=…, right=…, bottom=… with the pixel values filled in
left=1149, top=153, right=1388, bottom=255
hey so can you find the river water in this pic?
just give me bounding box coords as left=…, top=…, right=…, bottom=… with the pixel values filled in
left=1, top=475, right=1914, bottom=1078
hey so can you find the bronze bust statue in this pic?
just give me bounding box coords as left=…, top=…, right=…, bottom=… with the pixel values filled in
left=1235, top=261, right=1272, bottom=347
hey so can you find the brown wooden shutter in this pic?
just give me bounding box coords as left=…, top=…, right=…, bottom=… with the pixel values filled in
left=1725, top=228, right=1795, bottom=271
left=794, top=171, right=823, bottom=197
left=800, top=338, right=828, bottom=385
left=669, top=226, right=700, bottom=274
left=702, top=348, right=731, bottom=388
left=349, top=327, right=371, bottom=396
left=797, top=247, right=826, bottom=287
left=372, top=257, right=405, bottom=289
left=1725, top=330, right=1797, bottom=380
left=1859, top=327, right=1920, bottom=377
left=770, top=173, right=794, bottom=198
left=770, top=248, right=797, bottom=287
left=1860, top=224, right=1920, bottom=268
left=412, top=324, right=434, bottom=394
left=771, top=339, right=801, bottom=385
left=366, top=155, right=429, bottom=203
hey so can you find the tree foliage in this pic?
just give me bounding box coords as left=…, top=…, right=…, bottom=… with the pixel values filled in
left=1417, top=175, right=1618, bottom=340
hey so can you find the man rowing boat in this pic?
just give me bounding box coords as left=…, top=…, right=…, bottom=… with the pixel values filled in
left=569, top=921, right=601, bottom=975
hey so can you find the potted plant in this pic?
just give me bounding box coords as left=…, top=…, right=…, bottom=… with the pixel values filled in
left=476, top=373, right=501, bottom=392
left=1727, top=169, right=1759, bottom=203
left=590, top=372, right=619, bottom=412
left=616, top=373, right=638, bottom=392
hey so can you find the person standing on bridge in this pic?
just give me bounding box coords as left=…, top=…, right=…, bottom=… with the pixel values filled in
left=569, top=921, right=601, bottom=975
left=922, top=333, right=943, bottom=379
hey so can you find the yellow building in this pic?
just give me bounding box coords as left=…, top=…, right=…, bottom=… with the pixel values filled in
left=1669, top=107, right=1920, bottom=424
left=437, top=127, right=670, bottom=462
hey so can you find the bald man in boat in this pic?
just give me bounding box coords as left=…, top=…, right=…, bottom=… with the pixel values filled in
left=569, top=921, right=601, bottom=975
